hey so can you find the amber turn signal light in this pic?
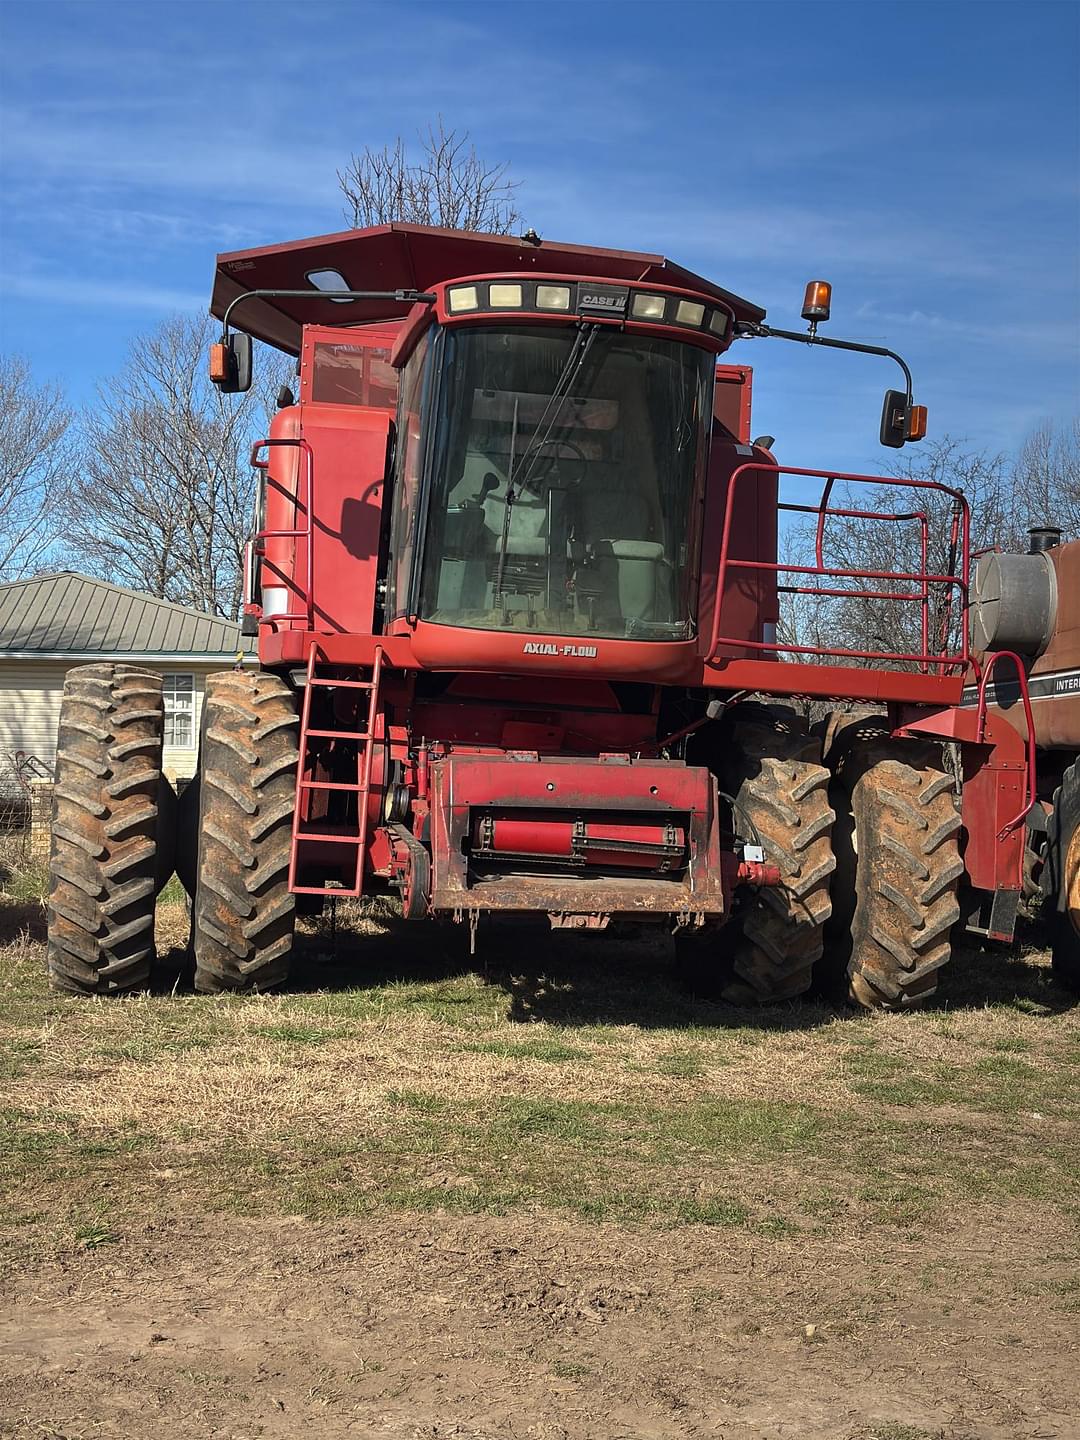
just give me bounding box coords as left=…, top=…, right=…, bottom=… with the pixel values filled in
left=907, top=405, right=928, bottom=442
left=801, top=280, right=832, bottom=323
left=209, top=342, right=230, bottom=384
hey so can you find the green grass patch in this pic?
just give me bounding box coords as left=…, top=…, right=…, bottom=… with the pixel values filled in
left=460, top=1036, right=592, bottom=1063
left=655, top=1048, right=706, bottom=1078
left=249, top=1023, right=332, bottom=1046
left=0, top=859, right=48, bottom=904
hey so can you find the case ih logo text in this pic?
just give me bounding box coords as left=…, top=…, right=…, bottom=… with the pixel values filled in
left=578, top=285, right=629, bottom=315
left=523, top=642, right=598, bottom=658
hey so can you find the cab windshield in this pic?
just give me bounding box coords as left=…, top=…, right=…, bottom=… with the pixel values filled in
left=418, top=326, right=712, bottom=640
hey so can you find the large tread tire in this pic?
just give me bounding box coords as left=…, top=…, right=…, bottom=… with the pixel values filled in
left=1045, top=763, right=1080, bottom=993
left=192, top=670, right=298, bottom=993
left=828, top=732, right=962, bottom=1009
left=46, top=663, right=168, bottom=996
left=719, top=710, right=836, bottom=1003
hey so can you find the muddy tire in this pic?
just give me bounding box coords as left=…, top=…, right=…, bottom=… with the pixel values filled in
left=46, top=663, right=169, bottom=996
left=192, top=670, right=298, bottom=993
left=827, top=732, right=962, bottom=1009
left=715, top=710, right=836, bottom=1003
left=1045, top=763, right=1080, bottom=993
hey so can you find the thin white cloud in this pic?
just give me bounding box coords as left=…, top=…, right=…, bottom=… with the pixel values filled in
left=0, top=272, right=205, bottom=313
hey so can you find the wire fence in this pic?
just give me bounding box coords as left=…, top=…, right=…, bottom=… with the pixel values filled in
left=0, top=751, right=53, bottom=864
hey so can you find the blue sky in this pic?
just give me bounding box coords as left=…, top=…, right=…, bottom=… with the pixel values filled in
left=1, top=0, right=1077, bottom=474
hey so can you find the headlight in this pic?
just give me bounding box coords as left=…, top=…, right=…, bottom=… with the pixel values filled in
left=631, top=293, right=667, bottom=320
left=489, top=283, right=523, bottom=307
left=448, top=285, right=479, bottom=312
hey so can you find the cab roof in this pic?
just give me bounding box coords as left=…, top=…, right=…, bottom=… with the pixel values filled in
left=210, top=222, right=766, bottom=353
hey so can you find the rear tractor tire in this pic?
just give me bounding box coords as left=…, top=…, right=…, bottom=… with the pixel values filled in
left=191, top=670, right=299, bottom=993
left=47, top=663, right=172, bottom=996
left=826, top=728, right=962, bottom=1009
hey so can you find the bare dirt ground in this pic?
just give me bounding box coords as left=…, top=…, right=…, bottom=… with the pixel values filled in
left=3, top=1209, right=1078, bottom=1440
left=1, top=887, right=1078, bottom=1440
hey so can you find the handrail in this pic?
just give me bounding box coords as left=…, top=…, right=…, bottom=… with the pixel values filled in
left=709, top=462, right=971, bottom=670
left=974, top=650, right=1037, bottom=841
left=250, top=437, right=315, bottom=629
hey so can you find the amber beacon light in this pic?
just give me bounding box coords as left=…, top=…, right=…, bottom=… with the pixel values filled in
left=801, top=280, right=832, bottom=324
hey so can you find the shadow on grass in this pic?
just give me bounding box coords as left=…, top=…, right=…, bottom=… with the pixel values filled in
left=0, top=899, right=47, bottom=947
left=145, top=895, right=1076, bottom=1027
left=294, top=911, right=843, bottom=1032
left=942, top=923, right=1076, bottom=1014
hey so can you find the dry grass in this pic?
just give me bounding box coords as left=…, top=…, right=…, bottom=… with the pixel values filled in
left=1, top=886, right=1078, bottom=1250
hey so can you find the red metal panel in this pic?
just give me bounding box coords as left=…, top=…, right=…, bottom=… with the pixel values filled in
left=697, top=437, right=778, bottom=662
left=701, top=657, right=966, bottom=705
left=406, top=618, right=699, bottom=682
left=298, top=408, right=390, bottom=637
left=713, top=364, right=753, bottom=442
left=897, top=704, right=1027, bottom=895
left=428, top=753, right=725, bottom=917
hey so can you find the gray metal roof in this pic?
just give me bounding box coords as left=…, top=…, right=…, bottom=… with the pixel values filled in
left=0, top=573, right=244, bottom=657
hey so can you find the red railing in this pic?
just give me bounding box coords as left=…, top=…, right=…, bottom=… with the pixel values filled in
left=250, top=437, right=315, bottom=629
left=709, top=464, right=971, bottom=672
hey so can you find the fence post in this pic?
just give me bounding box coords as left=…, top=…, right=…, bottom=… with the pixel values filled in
left=29, top=780, right=54, bottom=860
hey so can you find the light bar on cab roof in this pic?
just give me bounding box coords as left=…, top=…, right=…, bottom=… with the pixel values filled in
left=444, top=280, right=731, bottom=343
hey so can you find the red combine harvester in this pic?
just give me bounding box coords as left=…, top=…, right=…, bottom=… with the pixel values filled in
left=47, top=223, right=1058, bottom=1008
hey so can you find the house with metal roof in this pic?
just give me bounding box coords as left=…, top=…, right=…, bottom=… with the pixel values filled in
left=0, top=573, right=248, bottom=780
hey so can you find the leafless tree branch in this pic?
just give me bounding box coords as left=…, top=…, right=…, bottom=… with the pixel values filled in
left=339, top=118, right=522, bottom=234
left=0, top=356, right=72, bottom=580
left=61, top=317, right=289, bottom=618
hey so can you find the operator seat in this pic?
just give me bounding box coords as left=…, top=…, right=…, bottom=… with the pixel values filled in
left=576, top=474, right=672, bottom=631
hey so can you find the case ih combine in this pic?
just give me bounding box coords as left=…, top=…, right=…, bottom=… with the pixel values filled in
left=45, top=223, right=1075, bottom=1006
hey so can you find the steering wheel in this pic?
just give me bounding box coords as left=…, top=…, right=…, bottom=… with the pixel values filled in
left=517, top=438, right=588, bottom=494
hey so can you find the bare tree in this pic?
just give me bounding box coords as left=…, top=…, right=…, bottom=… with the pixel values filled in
left=0, top=356, right=72, bottom=580
left=339, top=119, right=522, bottom=233
left=63, top=317, right=285, bottom=618
left=1011, top=417, right=1080, bottom=539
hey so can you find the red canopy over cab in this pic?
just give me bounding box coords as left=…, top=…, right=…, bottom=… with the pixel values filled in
left=210, top=221, right=766, bottom=353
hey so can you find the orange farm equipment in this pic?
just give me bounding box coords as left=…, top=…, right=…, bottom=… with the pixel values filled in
left=47, top=223, right=1060, bottom=1008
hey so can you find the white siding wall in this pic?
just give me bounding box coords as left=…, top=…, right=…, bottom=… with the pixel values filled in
left=0, top=659, right=232, bottom=781
left=0, top=659, right=67, bottom=775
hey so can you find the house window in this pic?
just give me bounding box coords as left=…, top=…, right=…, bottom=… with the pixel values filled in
left=162, top=673, right=195, bottom=748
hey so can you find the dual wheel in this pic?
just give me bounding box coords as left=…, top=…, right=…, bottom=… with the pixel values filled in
left=682, top=707, right=963, bottom=1010
left=47, top=666, right=299, bottom=996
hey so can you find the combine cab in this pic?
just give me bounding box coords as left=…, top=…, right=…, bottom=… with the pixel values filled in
left=46, top=222, right=1048, bottom=1008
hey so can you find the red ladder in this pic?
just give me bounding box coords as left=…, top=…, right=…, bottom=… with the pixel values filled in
left=289, top=643, right=385, bottom=897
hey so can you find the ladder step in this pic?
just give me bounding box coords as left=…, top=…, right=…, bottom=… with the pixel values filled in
left=304, top=728, right=371, bottom=740
left=308, top=676, right=375, bottom=690
left=292, top=883, right=363, bottom=897
left=298, top=779, right=364, bottom=792
left=295, top=831, right=363, bottom=846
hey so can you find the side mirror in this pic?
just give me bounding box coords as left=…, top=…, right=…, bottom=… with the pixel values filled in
left=880, top=389, right=927, bottom=448
left=209, top=332, right=253, bottom=394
